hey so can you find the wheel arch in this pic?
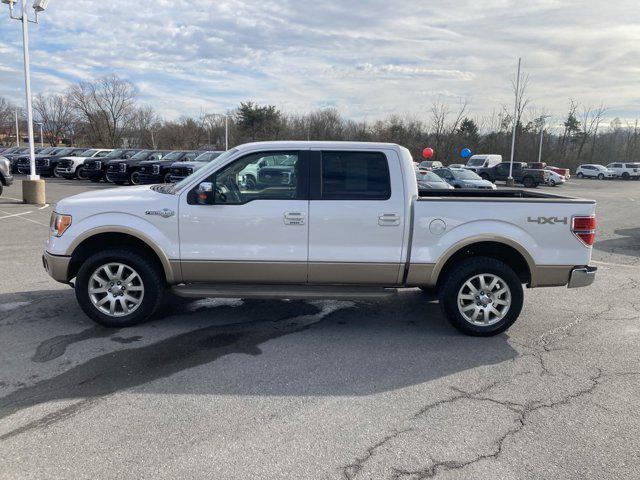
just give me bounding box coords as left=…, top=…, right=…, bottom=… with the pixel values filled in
left=431, top=237, right=535, bottom=288
left=66, top=227, right=178, bottom=283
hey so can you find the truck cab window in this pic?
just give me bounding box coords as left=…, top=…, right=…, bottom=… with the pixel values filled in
left=321, top=151, right=390, bottom=200
left=203, top=151, right=300, bottom=205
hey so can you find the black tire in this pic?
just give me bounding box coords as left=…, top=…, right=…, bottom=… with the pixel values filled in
left=597, top=173, right=604, bottom=180
left=622, top=172, right=630, bottom=180
left=438, top=257, right=524, bottom=336
left=577, top=172, right=583, bottom=178
left=549, top=179, right=556, bottom=187
left=129, top=171, right=141, bottom=185
left=52, top=167, right=63, bottom=178
left=76, top=167, right=87, bottom=180
left=75, top=248, right=166, bottom=327
left=163, top=172, right=173, bottom=183
left=0, top=183, right=3, bottom=197
left=522, top=176, right=536, bottom=188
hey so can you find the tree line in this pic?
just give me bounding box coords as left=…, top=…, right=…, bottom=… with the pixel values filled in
left=1, top=74, right=638, bottom=170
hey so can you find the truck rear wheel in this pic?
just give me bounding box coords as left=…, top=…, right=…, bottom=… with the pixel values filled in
left=75, top=248, right=165, bottom=327
left=438, top=257, right=523, bottom=336
left=522, top=176, right=536, bottom=188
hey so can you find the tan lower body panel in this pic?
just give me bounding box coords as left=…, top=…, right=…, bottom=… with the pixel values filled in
left=43, top=251, right=71, bottom=283
left=530, top=265, right=573, bottom=287
left=308, top=262, right=401, bottom=285
left=405, top=263, right=436, bottom=287
left=180, top=260, right=307, bottom=284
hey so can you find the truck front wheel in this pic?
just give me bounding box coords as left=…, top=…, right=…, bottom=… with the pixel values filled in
left=438, top=257, right=523, bottom=336
left=75, top=248, right=166, bottom=327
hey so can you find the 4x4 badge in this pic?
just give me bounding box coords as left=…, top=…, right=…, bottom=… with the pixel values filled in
left=145, top=208, right=175, bottom=218
left=527, top=216, right=568, bottom=225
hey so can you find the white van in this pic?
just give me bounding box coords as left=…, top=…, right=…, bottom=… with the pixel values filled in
left=465, top=154, right=502, bottom=172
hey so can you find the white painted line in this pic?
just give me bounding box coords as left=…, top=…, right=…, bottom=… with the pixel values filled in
left=0, top=208, right=49, bottom=227
left=0, top=196, right=24, bottom=202
left=0, top=211, right=33, bottom=220
left=592, top=260, right=640, bottom=269
left=38, top=203, right=50, bottom=210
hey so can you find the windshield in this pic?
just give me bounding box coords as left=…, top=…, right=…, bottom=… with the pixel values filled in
left=39, top=147, right=55, bottom=154
left=452, top=169, right=482, bottom=180
left=79, top=149, right=98, bottom=157
left=130, top=150, right=153, bottom=160
left=171, top=148, right=238, bottom=193
left=466, top=158, right=486, bottom=166
left=56, top=148, right=76, bottom=156
left=161, top=151, right=184, bottom=162
left=416, top=170, right=444, bottom=182
left=194, top=151, right=222, bottom=162
left=105, top=149, right=125, bottom=159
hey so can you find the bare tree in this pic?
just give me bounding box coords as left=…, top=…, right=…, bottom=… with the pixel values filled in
left=68, top=74, right=137, bottom=147
left=33, top=93, right=76, bottom=146
left=131, top=105, right=161, bottom=148
left=577, top=104, right=606, bottom=160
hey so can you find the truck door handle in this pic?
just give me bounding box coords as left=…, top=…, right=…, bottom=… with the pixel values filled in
left=378, top=213, right=400, bottom=226
left=284, top=211, right=305, bottom=225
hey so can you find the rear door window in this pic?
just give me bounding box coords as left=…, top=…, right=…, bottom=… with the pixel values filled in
left=320, top=151, right=390, bottom=200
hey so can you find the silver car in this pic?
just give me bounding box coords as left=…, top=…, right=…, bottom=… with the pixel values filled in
left=434, top=167, right=497, bottom=190
left=415, top=169, right=454, bottom=190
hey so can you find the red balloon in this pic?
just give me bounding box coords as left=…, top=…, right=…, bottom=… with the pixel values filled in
left=422, top=147, right=434, bottom=159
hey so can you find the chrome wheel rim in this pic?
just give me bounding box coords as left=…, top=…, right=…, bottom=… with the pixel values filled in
left=457, top=273, right=511, bottom=326
left=89, top=263, right=144, bottom=317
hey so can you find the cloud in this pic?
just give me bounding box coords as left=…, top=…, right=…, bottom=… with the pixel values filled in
left=0, top=0, right=638, bottom=121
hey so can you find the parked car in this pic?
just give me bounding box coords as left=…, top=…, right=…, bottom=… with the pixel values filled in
left=10, top=146, right=62, bottom=173
left=576, top=164, right=616, bottom=180
left=106, top=150, right=171, bottom=185
left=138, top=150, right=204, bottom=184
left=55, top=149, right=113, bottom=179
left=4, top=147, right=31, bottom=172
left=44, top=141, right=597, bottom=337
left=433, top=167, right=497, bottom=190
left=464, top=154, right=502, bottom=173
left=17, top=147, right=86, bottom=176
left=545, top=170, right=566, bottom=187
left=418, top=160, right=443, bottom=172
left=476, top=162, right=547, bottom=188
left=605, top=162, right=640, bottom=180
left=83, top=149, right=142, bottom=183
left=415, top=169, right=453, bottom=190
left=0, top=154, right=14, bottom=196
left=169, top=151, right=225, bottom=182
left=546, top=165, right=571, bottom=179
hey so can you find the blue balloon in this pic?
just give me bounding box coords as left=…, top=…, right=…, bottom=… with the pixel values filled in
left=461, top=148, right=472, bottom=158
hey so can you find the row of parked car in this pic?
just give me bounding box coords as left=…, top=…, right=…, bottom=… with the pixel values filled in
left=415, top=154, right=570, bottom=189
left=0, top=146, right=224, bottom=185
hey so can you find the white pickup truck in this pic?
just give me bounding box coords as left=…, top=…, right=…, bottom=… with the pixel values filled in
left=43, top=141, right=597, bottom=336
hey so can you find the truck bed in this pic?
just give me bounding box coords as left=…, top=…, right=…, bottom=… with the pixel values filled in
left=417, top=188, right=592, bottom=202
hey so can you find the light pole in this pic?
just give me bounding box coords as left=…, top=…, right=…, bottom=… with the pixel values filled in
left=14, top=108, right=19, bottom=146
left=507, top=57, right=522, bottom=187
left=205, top=113, right=230, bottom=150
left=35, top=121, right=43, bottom=147
left=3, top=0, right=50, bottom=204
left=537, top=115, right=551, bottom=164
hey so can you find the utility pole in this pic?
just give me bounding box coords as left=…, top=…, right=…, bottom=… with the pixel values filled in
left=537, top=115, right=551, bottom=164
left=507, top=57, right=521, bottom=187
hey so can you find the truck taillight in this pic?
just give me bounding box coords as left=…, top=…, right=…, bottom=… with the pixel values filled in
left=572, top=216, right=596, bottom=246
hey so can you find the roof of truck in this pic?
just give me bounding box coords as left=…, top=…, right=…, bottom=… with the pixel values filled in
left=235, top=141, right=402, bottom=151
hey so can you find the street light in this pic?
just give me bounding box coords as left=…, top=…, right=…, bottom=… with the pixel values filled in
left=35, top=121, right=43, bottom=147
left=537, top=115, right=551, bottom=164
left=204, top=113, right=230, bottom=151
left=507, top=57, right=522, bottom=187
left=2, top=0, right=50, bottom=204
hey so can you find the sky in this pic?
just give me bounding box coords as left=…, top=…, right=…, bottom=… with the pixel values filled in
left=1, top=0, right=639, bottom=123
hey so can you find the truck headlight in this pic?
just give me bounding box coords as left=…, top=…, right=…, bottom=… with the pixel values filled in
left=49, top=212, right=72, bottom=237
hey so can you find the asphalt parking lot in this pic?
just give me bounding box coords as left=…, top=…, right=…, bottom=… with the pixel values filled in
left=0, top=176, right=639, bottom=479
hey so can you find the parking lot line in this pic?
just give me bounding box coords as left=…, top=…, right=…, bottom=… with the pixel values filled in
left=0, top=209, right=49, bottom=227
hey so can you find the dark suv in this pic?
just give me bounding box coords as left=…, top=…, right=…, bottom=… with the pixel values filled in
left=138, top=150, right=204, bottom=184
left=169, top=151, right=225, bottom=182
left=16, top=147, right=86, bottom=177
left=106, top=150, right=170, bottom=185
left=84, top=149, right=141, bottom=182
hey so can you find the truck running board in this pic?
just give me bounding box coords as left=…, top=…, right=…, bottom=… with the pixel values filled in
left=171, top=284, right=398, bottom=300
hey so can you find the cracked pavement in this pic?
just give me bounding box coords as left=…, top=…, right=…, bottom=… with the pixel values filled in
left=0, top=178, right=639, bottom=479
